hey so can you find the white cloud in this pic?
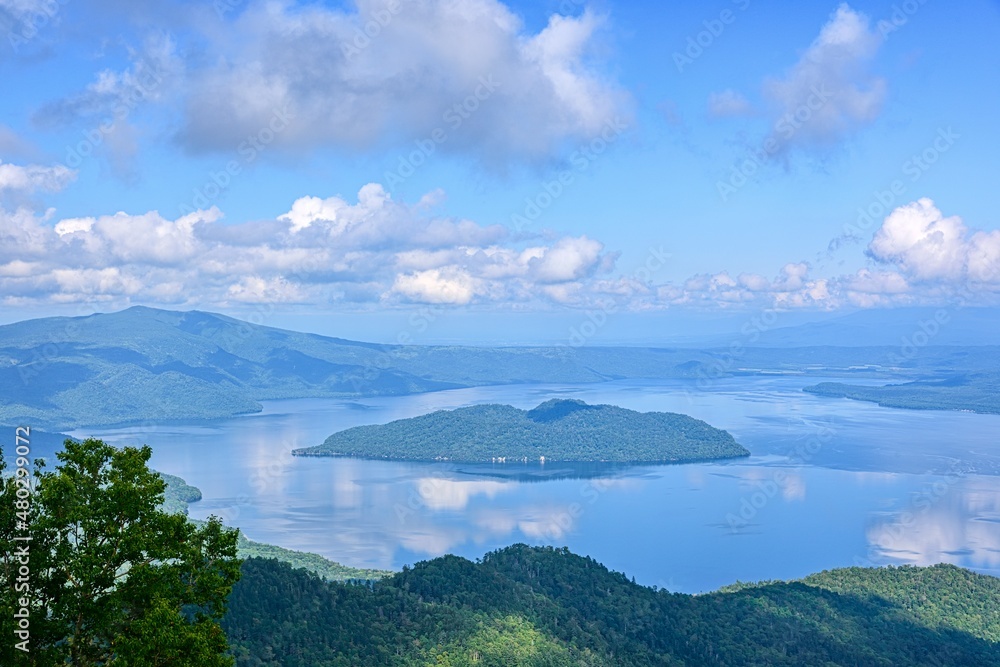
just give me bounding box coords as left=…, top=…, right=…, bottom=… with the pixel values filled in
left=868, top=198, right=1000, bottom=284
left=392, top=268, right=481, bottom=305
left=0, top=180, right=618, bottom=308
left=30, top=33, right=182, bottom=179
left=0, top=160, right=76, bottom=193
left=34, top=33, right=178, bottom=127
left=762, top=3, right=885, bottom=152
left=172, top=0, right=627, bottom=164
left=529, top=236, right=604, bottom=283
left=0, top=0, right=50, bottom=13
left=649, top=199, right=999, bottom=311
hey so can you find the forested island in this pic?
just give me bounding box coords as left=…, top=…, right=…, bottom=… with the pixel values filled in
left=224, top=546, right=1000, bottom=666
left=294, top=398, right=750, bottom=463
left=804, top=372, right=1000, bottom=415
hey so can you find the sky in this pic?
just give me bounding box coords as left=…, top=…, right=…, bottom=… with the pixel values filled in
left=1, top=0, right=999, bottom=342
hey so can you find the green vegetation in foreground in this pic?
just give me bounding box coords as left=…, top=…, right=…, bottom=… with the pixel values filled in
left=1, top=438, right=241, bottom=666
left=295, top=398, right=749, bottom=463
left=158, top=470, right=391, bottom=582
left=804, top=371, right=1000, bottom=414
left=223, top=545, right=1000, bottom=667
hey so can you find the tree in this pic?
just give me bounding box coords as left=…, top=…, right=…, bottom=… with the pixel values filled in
left=2, top=437, right=241, bottom=666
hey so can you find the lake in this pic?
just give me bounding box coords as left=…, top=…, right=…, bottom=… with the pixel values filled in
left=65, top=376, right=1000, bottom=593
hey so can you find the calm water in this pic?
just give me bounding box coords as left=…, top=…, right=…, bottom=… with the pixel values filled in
left=60, top=377, right=1000, bottom=593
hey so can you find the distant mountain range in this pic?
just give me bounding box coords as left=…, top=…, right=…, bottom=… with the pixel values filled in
left=2, top=306, right=997, bottom=429
left=737, top=307, right=1000, bottom=347
left=0, top=306, right=707, bottom=429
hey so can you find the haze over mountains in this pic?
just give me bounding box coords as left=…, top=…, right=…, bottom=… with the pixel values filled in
left=2, top=306, right=998, bottom=429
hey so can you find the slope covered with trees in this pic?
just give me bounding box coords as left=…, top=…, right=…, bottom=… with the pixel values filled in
left=0, top=438, right=242, bottom=666
left=804, top=372, right=1000, bottom=414
left=224, top=545, right=1000, bottom=666
left=295, top=398, right=749, bottom=463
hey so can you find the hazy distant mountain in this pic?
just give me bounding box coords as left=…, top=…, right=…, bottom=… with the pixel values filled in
left=0, top=307, right=714, bottom=429
left=0, top=306, right=465, bottom=429
left=742, top=307, right=1000, bottom=347
left=3, top=306, right=996, bottom=430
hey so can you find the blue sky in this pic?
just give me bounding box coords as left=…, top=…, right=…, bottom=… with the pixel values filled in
left=1, top=0, right=998, bottom=341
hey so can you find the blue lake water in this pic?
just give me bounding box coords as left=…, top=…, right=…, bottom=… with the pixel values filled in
left=60, top=376, right=1000, bottom=593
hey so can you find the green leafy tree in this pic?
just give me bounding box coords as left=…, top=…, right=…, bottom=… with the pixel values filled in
left=2, top=438, right=241, bottom=666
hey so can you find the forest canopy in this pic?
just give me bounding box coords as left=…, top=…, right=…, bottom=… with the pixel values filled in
left=295, top=399, right=750, bottom=463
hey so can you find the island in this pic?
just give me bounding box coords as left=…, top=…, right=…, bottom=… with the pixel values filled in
left=803, top=372, right=1000, bottom=415
left=293, top=398, right=750, bottom=463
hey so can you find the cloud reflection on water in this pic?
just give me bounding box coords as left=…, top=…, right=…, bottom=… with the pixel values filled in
left=866, top=476, right=1000, bottom=571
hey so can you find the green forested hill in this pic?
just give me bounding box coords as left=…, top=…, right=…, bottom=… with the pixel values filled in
left=294, top=398, right=749, bottom=462
left=804, top=372, right=1000, bottom=414
left=223, top=545, right=1000, bottom=666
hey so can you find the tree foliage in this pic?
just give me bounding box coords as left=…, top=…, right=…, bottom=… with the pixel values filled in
left=296, top=399, right=749, bottom=463
left=1, top=438, right=241, bottom=666
left=224, top=545, right=1000, bottom=666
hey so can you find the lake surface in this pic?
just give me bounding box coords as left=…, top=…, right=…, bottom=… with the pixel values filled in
left=63, top=376, right=1000, bottom=593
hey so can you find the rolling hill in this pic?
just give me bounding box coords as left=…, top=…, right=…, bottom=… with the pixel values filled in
left=224, top=545, right=1000, bottom=666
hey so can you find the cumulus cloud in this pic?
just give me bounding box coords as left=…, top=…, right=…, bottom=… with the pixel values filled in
left=760, top=4, right=885, bottom=152
left=392, top=268, right=481, bottom=305
left=0, top=160, right=75, bottom=193
left=650, top=199, right=999, bottom=311
left=0, top=179, right=618, bottom=308
left=868, top=198, right=1000, bottom=284
left=170, top=0, right=627, bottom=164
left=529, top=236, right=604, bottom=283
left=4, top=163, right=994, bottom=314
